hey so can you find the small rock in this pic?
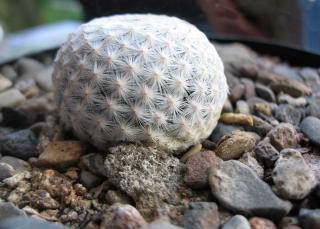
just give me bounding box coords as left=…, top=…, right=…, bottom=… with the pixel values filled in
left=249, top=217, right=277, bottom=229
left=0, top=162, right=15, bottom=181
left=240, top=64, right=258, bottom=79
left=273, top=64, right=301, bottom=81
left=183, top=202, right=219, bottom=229
left=300, top=116, right=320, bottom=146
left=274, top=105, right=301, bottom=125
left=15, top=58, right=44, bottom=75
left=299, top=208, right=320, bottom=229
left=280, top=217, right=300, bottom=229
left=278, top=94, right=307, bottom=107
left=0, top=202, right=26, bottom=220
left=181, top=144, right=202, bottom=163
left=0, top=89, right=26, bottom=108
left=100, top=204, right=147, bottom=229
left=3, top=171, right=29, bottom=188
left=32, top=169, right=73, bottom=200
left=106, top=190, right=132, bottom=205
left=306, top=100, right=320, bottom=119
left=209, top=160, right=292, bottom=219
left=0, top=216, right=67, bottom=229
left=303, top=153, right=320, bottom=182
left=241, top=78, right=256, bottom=100
left=253, top=103, right=272, bottom=116
left=26, top=190, right=60, bottom=210
left=0, top=156, right=31, bottom=172
left=216, top=131, right=256, bottom=160
left=236, top=100, right=250, bottom=114
left=184, top=151, right=220, bottom=189
left=272, top=149, right=317, bottom=200
left=271, top=78, right=312, bottom=97
left=245, top=116, right=273, bottom=137
left=255, top=83, right=276, bottom=102
left=230, top=84, right=245, bottom=102
left=80, top=153, right=107, bottom=177
left=0, top=129, right=38, bottom=160
left=36, top=141, right=84, bottom=169
left=14, top=78, right=36, bottom=93
left=1, top=107, right=37, bottom=128
left=222, top=215, right=250, bottom=229
left=0, top=74, right=12, bottom=92
left=239, top=152, right=264, bottom=178
left=80, top=170, right=102, bottom=189
left=210, top=123, right=243, bottom=143
left=18, top=93, right=56, bottom=115
left=34, top=66, right=53, bottom=91
left=220, top=113, right=253, bottom=126
left=144, top=218, right=182, bottom=229
left=254, top=141, right=279, bottom=168
left=1, top=65, right=17, bottom=81
left=267, top=123, right=299, bottom=151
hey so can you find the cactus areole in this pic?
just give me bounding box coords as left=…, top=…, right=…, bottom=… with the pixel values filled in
left=52, top=14, right=228, bottom=153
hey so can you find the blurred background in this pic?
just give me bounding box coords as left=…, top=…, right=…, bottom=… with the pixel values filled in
left=0, top=0, right=319, bottom=63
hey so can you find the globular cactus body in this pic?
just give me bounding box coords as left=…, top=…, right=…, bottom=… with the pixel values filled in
left=53, top=14, right=228, bottom=152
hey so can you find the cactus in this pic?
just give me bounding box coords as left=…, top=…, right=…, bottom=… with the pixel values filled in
left=52, top=14, right=228, bottom=153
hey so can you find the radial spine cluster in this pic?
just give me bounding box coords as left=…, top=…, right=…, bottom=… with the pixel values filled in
left=53, top=14, right=228, bottom=152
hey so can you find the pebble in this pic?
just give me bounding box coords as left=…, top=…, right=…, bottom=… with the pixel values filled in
left=80, top=170, right=102, bottom=189
left=253, top=103, right=272, bottom=116
left=0, top=129, right=38, bottom=160
left=184, top=150, right=220, bottom=189
left=15, top=58, right=44, bottom=75
left=0, top=202, right=26, bottom=220
left=278, top=94, right=307, bottom=107
left=239, top=152, right=264, bottom=178
left=299, top=208, right=320, bottom=229
left=241, top=78, right=256, bottom=100
left=100, top=204, right=147, bottom=229
left=34, top=66, right=53, bottom=91
left=145, top=218, right=183, bottom=229
left=254, top=141, right=279, bottom=168
left=230, top=84, right=245, bottom=102
left=0, top=216, right=67, bottom=229
left=1, top=107, right=36, bottom=128
left=240, top=64, right=258, bottom=79
left=236, top=100, right=250, bottom=114
left=221, top=215, right=250, bottom=229
left=220, top=113, right=253, bottom=126
left=271, top=78, right=312, bottom=97
left=274, top=104, right=301, bottom=125
left=223, top=99, right=233, bottom=113
left=0, top=89, right=26, bottom=108
left=0, top=156, right=31, bottom=172
left=255, top=83, right=276, bottom=102
left=303, top=153, right=320, bottom=182
left=0, top=74, right=12, bottom=92
left=80, top=153, right=108, bottom=177
left=306, top=100, right=320, bottom=119
left=272, top=149, right=317, bottom=200
left=3, top=171, right=29, bottom=188
left=26, top=190, right=60, bottom=210
left=267, top=123, right=299, bottom=151
left=300, top=116, right=320, bottom=146
left=1, top=65, right=17, bottom=81
left=249, top=217, right=277, bottom=229
left=36, top=141, right=84, bottom=169
left=183, top=202, right=219, bottom=229
left=245, top=116, right=273, bottom=137
left=209, top=160, right=292, bottom=219
left=180, top=144, right=202, bottom=163
left=273, top=64, right=302, bottom=81
left=18, top=93, right=55, bottom=115
left=210, top=123, right=243, bottom=143
left=32, top=169, right=73, bottom=201
left=216, top=131, right=256, bottom=160
left=0, top=162, right=15, bottom=181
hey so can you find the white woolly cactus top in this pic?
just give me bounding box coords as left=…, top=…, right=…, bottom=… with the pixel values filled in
left=52, top=14, right=228, bottom=153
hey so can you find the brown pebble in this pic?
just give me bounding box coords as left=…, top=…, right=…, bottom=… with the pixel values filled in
left=254, top=103, right=272, bottom=116
left=249, top=217, right=277, bottom=229
left=220, top=113, right=254, bottom=126
left=181, top=144, right=202, bottom=163
left=216, top=131, right=256, bottom=160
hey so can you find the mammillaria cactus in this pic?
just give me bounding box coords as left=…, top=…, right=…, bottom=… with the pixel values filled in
left=52, top=14, right=228, bottom=153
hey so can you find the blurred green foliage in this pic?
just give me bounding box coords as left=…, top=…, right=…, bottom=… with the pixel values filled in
left=0, top=0, right=83, bottom=33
